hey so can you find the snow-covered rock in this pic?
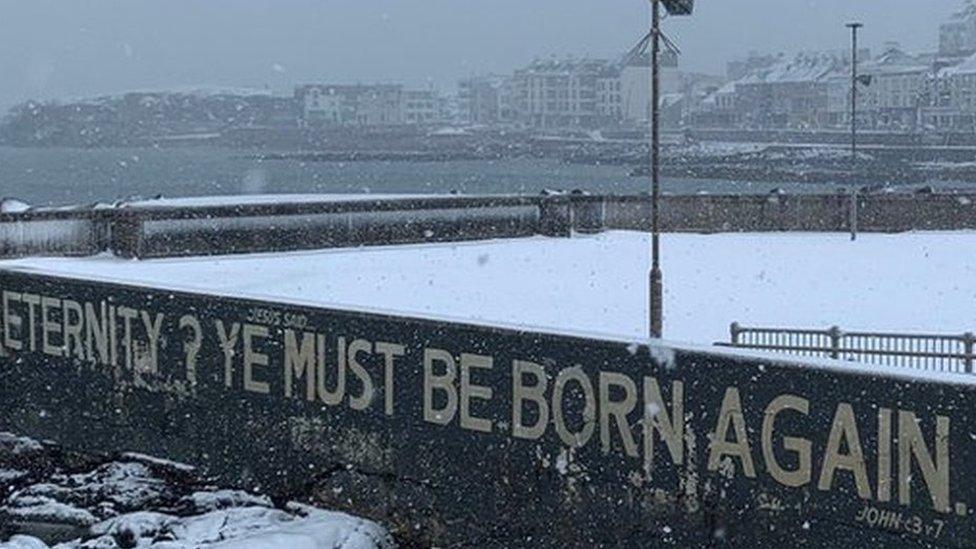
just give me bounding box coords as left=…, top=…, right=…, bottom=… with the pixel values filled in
left=182, top=490, right=272, bottom=513
left=0, top=434, right=44, bottom=457
left=0, top=535, right=49, bottom=549
left=0, top=435, right=393, bottom=549
left=2, top=497, right=97, bottom=528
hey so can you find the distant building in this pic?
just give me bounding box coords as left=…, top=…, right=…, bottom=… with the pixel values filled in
left=858, top=44, right=931, bottom=129
left=457, top=75, right=514, bottom=125
left=295, top=84, right=405, bottom=127
left=694, top=45, right=937, bottom=131
left=692, top=82, right=739, bottom=127
left=923, top=52, right=976, bottom=129
left=403, top=90, right=438, bottom=125
left=687, top=7, right=976, bottom=131
left=823, top=72, right=851, bottom=128
left=940, top=7, right=976, bottom=56
left=458, top=49, right=728, bottom=130
left=596, top=72, right=623, bottom=121
left=297, top=86, right=347, bottom=125
left=511, top=58, right=617, bottom=129
left=1, top=88, right=299, bottom=147
left=731, top=51, right=852, bottom=129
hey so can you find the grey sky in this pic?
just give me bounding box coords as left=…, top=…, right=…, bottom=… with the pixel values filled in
left=0, top=0, right=964, bottom=109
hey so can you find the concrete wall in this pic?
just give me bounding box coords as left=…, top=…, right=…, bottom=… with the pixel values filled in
left=2, top=270, right=974, bottom=546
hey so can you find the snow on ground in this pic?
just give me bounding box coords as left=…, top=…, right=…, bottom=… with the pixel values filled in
left=2, top=231, right=974, bottom=346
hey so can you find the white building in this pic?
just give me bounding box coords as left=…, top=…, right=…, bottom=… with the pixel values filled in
left=297, top=84, right=446, bottom=127
left=296, top=86, right=348, bottom=125
left=403, top=90, right=438, bottom=125
left=596, top=75, right=622, bottom=120
left=923, top=53, right=976, bottom=129
left=693, top=81, right=739, bottom=127
left=858, top=45, right=931, bottom=129
left=512, top=58, right=616, bottom=129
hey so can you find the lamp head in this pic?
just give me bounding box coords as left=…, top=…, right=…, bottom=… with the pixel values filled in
left=661, top=0, right=694, bottom=16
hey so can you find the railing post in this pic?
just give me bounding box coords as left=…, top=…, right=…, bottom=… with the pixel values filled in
left=730, top=322, right=741, bottom=346
left=538, top=196, right=572, bottom=237
left=110, top=209, right=143, bottom=259
left=964, top=332, right=975, bottom=374
left=829, top=326, right=842, bottom=359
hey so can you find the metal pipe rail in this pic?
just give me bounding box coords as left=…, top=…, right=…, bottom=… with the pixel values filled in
left=0, top=208, right=104, bottom=258
left=0, top=195, right=591, bottom=260
left=720, top=322, right=976, bottom=373
left=107, top=195, right=576, bottom=258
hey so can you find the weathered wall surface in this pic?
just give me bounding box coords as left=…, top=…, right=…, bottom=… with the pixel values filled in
left=0, top=270, right=973, bottom=547
left=598, top=192, right=976, bottom=233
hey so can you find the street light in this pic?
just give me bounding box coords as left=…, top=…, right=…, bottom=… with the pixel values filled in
left=649, top=0, right=694, bottom=339
left=846, top=22, right=866, bottom=242
left=662, top=0, right=694, bottom=15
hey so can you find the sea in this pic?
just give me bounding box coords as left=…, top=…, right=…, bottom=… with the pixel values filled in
left=0, top=145, right=871, bottom=207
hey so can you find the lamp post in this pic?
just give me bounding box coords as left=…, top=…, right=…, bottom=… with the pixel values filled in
left=649, top=0, right=693, bottom=339
left=846, top=22, right=863, bottom=242
left=846, top=23, right=863, bottom=173
left=649, top=0, right=663, bottom=339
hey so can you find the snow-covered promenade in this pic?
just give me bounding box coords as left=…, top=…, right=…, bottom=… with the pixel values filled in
left=3, top=230, right=972, bottom=346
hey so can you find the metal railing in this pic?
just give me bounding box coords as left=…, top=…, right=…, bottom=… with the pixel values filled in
left=720, top=322, right=976, bottom=374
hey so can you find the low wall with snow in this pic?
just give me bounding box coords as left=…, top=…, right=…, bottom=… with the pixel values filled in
left=0, top=270, right=972, bottom=546
left=2, top=191, right=975, bottom=260
left=601, top=191, right=976, bottom=233
left=0, top=196, right=574, bottom=260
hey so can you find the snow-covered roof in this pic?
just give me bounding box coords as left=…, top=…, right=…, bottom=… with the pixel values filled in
left=428, top=126, right=470, bottom=137
left=701, top=81, right=736, bottom=105
left=738, top=52, right=845, bottom=85
left=862, top=47, right=930, bottom=76
left=660, top=93, right=683, bottom=109
left=941, top=51, right=976, bottom=76
left=127, top=85, right=275, bottom=98
left=714, top=81, right=737, bottom=95
left=517, top=58, right=614, bottom=76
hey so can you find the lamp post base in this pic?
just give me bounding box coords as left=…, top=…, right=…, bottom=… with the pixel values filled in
left=650, top=266, right=663, bottom=338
